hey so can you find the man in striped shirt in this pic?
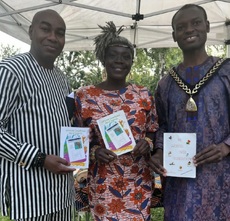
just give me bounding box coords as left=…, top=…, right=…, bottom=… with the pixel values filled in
left=0, top=9, right=76, bottom=220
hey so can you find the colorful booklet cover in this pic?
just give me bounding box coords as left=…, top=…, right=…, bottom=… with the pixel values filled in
left=60, top=127, right=90, bottom=169
left=97, top=110, right=136, bottom=155
left=163, top=133, right=196, bottom=178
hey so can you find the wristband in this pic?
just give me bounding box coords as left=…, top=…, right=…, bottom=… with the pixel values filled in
left=90, top=145, right=101, bottom=161
left=144, top=137, right=154, bottom=151
left=33, top=152, right=47, bottom=167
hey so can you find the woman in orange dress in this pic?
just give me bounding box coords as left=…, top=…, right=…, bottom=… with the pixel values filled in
left=74, top=21, right=159, bottom=221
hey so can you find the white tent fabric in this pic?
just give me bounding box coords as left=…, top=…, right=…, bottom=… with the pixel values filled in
left=0, top=0, right=230, bottom=52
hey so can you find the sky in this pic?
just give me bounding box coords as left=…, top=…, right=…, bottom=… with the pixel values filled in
left=0, top=30, right=30, bottom=53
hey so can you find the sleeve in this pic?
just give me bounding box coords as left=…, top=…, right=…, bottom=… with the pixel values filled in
left=154, top=80, right=169, bottom=150
left=73, top=89, right=84, bottom=127
left=219, top=60, right=230, bottom=147
left=0, top=66, right=39, bottom=170
left=145, top=90, right=159, bottom=133
left=66, top=92, right=75, bottom=122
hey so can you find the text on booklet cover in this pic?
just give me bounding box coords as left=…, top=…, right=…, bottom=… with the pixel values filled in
left=97, top=110, right=136, bottom=155
left=163, top=133, right=196, bottom=178
left=60, top=127, right=90, bottom=169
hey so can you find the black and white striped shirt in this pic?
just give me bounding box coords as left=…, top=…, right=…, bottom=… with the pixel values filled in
left=0, top=52, right=75, bottom=219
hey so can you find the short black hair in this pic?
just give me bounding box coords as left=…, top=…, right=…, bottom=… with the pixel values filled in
left=171, top=4, right=208, bottom=30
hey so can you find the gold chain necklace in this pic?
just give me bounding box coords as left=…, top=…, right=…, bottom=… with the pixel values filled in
left=169, top=58, right=226, bottom=112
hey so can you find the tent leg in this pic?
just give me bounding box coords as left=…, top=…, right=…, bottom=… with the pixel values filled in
left=227, top=45, right=230, bottom=58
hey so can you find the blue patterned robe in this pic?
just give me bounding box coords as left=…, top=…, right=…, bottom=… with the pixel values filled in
left=155, top=56, right=230, bottom=221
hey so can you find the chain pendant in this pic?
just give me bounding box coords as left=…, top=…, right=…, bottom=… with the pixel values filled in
left=169, top=58, right=226, bottom=112
left=186, top=96, right=197, bottom=112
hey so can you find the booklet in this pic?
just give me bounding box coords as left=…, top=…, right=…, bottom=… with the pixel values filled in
left=97, top=110, right=136, bottom=155
left=60, top=127, right=90, bottom=169
left=163, top=133, right=196, bottom=178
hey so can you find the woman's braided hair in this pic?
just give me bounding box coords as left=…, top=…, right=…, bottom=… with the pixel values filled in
left=94, top=21, right=134, bottom=65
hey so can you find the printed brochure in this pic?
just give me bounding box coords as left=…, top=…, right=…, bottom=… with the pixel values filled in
left=163, top=133, right=196, bottom=178
left=60, top=127, right=90, bottom=169
left=97, top=110, right=136, bottom=155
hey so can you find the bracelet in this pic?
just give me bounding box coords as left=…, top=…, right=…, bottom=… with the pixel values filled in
left=90, top=145, right=101, bottom=161
left=144, top=137, right=154, bottom=151
left=33, top=152, right=47, bottom=167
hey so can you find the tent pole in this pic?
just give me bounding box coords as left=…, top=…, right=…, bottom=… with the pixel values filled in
left=225, top=20, right=230, bottom=58
left=227, top=45, right=230, bottom=58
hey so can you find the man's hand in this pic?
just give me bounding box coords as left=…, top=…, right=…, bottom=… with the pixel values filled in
left=148, top=149, right=167, bottom=176
left=193, top=143, right=230, bottom=166
left=43, top=155, right=76, bottom=174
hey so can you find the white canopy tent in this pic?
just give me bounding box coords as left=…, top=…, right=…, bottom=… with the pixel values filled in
left=0, top=0, right=230, bottom=56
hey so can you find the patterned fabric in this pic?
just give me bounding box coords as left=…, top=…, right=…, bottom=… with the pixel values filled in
left=74, top=84, right=158, bottom=221
left=74, top=172, right=90, bottom=212
left=155, top=56, right=230, bottom=221
left=0, top=53, right=75, bottom=219
left=150, top=174, right=163, bottom=208
left=75, top=184, right=89, bottom=212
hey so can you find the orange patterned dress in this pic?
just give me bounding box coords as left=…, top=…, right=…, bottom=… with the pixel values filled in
left=74, top=84, right=158, bottom=221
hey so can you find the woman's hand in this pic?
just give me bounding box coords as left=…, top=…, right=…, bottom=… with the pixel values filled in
left=132, top=138, right=151, bottom=156
left=95, top=147, right=117, bottom=164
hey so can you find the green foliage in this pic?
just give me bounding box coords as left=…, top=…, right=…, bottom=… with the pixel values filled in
left=206, top=45, right=226, bottom=58
left=129, top=48, right=182, bottom=93
left=151, top=207, right=164, bottom=220
left=129, top=48, right=158, bottom=93
left=55, top=51, right=103, bottom=90
left=0, top=44, right=20, bottom=60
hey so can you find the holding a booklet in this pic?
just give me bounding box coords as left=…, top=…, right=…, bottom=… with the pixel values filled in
left=149, top=4, right=230, bottom=221
left=72, top=21, right=159, bottom=221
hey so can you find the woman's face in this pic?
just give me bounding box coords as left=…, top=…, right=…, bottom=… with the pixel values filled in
left=104, top=46, right=133, bottom=81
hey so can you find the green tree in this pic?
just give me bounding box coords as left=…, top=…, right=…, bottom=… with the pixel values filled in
left=129, top=48, right=182, bottom=93
left=206, top=45, right=226, bottom=57
left=0, top=44, right=19, bottom=60
left=56, top=51, right=103, bottom=90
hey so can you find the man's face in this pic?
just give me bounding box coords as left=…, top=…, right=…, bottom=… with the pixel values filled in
left=104, top=46, right=133, bottom=81
left=172, top=7, right=210, bottom=52
left=29, top=10, right=65, bottom=68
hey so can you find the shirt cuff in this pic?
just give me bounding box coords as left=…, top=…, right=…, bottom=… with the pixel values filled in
left=15, top=143, right=39, bottom=170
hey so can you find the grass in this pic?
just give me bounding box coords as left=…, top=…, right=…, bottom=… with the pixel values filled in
left=0, top=214, right=10, bottom=221
left=1, top=207, right=164, bottom=220
left=75, top=208, right=164, bottom=221
left=151, top=207, right=164, bottom=220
